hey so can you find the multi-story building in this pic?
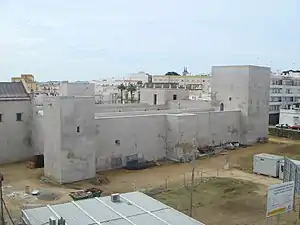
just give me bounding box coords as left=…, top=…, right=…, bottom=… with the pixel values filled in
left=146, top=74, right=211, bottom=101
left=91, top=72, right=150, bottom=104
left=150, top=74, right=210, bottom=90
left=37, top=81, right=60, bottom=96
left=269, top=70, right=300, bottom=124
left=11, top=74, right=38, bottom=92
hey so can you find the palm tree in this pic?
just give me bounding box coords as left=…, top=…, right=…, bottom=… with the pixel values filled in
left=127, top=84, right=137, bottom=103
left=117, top=83, right=126, bottom=104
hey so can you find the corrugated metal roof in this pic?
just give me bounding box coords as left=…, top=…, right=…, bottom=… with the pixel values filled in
left=22, top=191, right=205, bottom=225
left=0, top=82, right=30, bottom=100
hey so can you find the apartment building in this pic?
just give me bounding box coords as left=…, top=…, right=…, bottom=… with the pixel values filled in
left=37, top=81, right=60, bottom=96
left=269, top=70, right=300, bottom=124
left=150, top=74, right=210, bottom=90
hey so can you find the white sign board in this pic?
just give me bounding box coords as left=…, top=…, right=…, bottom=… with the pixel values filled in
left=266, top=181, right=295, bottom=218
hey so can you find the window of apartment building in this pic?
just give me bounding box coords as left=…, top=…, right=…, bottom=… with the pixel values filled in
left=284, top=80, right=294, bottom=86
left=271, top=80, right=282, bottom=85
left=269, top=105, right=280, bottom=111
left=16, top=113, right=23, bottom=121
left=285, top=89, right=292, bottom=94
left=271, top=97, right=282, bottom=102
left=271, top=88, right=282, bottom=93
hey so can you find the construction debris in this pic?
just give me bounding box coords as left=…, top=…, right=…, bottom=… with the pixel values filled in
left=90, top=174, right=110, bottom=185
left=27, top=161, right=36, bottom=169
left=69, top=188, right=103, bottom=201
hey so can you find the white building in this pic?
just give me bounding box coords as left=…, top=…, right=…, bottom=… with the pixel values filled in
left=0, top=82, right=33, bottom=164
left=0, top=65, right=270, bottom=184
left=59, top=81, right=95, bottom=97
left=91, top=72, right=149, bottom=104
left=22, top=191, right=205, bottom=225
left=269, top=70, right=300, bottom=124
left=279, top=108, right=300, bottom=126
left=37, top=81, right=60, bottom=96
left=41, top=65, right=269, bottom=183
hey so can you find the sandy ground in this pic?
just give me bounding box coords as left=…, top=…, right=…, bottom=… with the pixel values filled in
left=0, top=136, right=297, bottom=224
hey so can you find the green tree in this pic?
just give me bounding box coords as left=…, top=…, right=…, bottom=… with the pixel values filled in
left=117, top=83, right=126, bottom=103
left=127, top=84, right=137, bottom=103
left=165, top=71, right=180, bottom=76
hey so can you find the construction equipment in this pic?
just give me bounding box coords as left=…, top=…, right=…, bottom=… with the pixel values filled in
left=69, top=188, right=103, bottom=201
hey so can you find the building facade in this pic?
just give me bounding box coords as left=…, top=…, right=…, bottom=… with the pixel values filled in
left=0, top=82, right=33, bottom=164
left=11, top=74, right=38, bottom=92
left=37, top=81, right=60, bottom=96
left=0, top=65, right=270, bottom=184
left=42, top=65, right=269, bottom=183
left=269, top=71, right=300, bottom=124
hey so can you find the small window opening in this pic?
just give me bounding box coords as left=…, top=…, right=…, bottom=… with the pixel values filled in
left=115, top=140, right=120, bottom=146
left=229, top=97, right=232, bottom=101
left=173, top=94, right=177, bottom=100
left=76, top=126, right=80, bottom=133
left=16, top=113, right=23, bottom=121
left=0, top=113, right=2, bottom=122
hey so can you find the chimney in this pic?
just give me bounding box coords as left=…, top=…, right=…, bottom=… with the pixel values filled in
left=49, top=217, right=56, bottom=225
left=111, top=193, right=120, bottom=202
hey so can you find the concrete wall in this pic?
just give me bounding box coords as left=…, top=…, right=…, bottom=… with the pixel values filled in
left=44, top=97, right=96, bottom=183
left=95, top=114, right=166, bottom=170
left=167, top=100, right=213, bottom=110
left=248, top=66, right=270, bottom=142
left=0, top=100, right=33, bottom=164
left=166, top=110, right=241, bottom=160
left=94, top=109, right=241, bottom=168
left=211, top=65, right=270, bottom=144
left=139, top=89, right=189, bottom=105
left=43, top=98, right=62, bottom=181
left=95, top=103, right=168, bottom=113
left=60, top=82, right=95, bottom=97
left=31, top=110, right=44, bottom=155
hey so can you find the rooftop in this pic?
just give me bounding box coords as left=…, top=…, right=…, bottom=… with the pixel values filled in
left=0, top=82, right=30, bottom=100
left=22, top=191, right=205, bottom=225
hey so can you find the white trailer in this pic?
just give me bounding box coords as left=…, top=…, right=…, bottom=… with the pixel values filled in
left=253, top=153, right=284, bottom=177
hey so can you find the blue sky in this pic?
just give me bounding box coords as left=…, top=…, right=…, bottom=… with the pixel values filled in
left=0, top=0, right=299, bottom=81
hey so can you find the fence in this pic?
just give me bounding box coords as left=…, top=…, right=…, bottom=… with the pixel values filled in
left=283, top=157, right=300, bottom=195
left=269, top=127, right=300, bottom=140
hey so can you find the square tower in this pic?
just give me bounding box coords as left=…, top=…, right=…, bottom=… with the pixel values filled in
left=43, top=96, right=96, bottom=183
left=211, top=65, right=270, bottom=144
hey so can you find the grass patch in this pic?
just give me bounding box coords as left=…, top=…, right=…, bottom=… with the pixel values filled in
left=235, top=144, right=300, bottom=173
left=151, top=177, right=266, bottom=224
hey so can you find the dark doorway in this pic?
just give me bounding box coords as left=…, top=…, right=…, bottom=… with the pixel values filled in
left=173, top=94, right=177, bottom=100
left=153, top=94, right=157, bottom=105
left=220, top=103, right=224, bottom=111
left=34, top=154, right=44, bottom=168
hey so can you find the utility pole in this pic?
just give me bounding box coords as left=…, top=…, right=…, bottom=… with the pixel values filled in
left=189, top=163, right=195, bottom=217
left=189, top=151, right=197, bottom=217
left=0, top=173, right=4, bottom=225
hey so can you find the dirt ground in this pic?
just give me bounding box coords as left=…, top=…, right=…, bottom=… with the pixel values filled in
left=1, top=136, right=300, bottom=224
